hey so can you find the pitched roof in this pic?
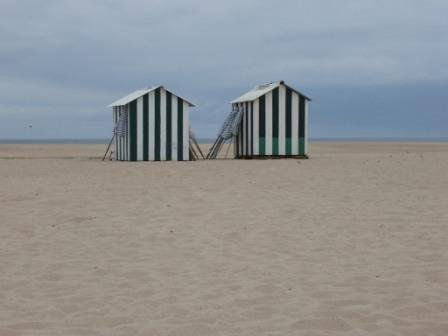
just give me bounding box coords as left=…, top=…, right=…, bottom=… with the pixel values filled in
left=109, top=85, right=195, bottom=107
left=231, top=80, right=311, bottom=103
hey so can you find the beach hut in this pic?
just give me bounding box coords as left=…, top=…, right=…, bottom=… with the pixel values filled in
left=208, top=81, right=311, bottom=159
left=107, top=86, right=201, bottom=161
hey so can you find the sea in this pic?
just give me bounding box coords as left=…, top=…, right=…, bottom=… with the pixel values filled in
left=1, top=138, right=447, bottom=144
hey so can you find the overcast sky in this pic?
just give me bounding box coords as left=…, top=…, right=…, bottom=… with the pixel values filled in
left=1, top=0, right=447, bottom=139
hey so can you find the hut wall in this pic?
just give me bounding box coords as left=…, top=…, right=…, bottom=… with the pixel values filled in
left=113, top=105, right=129, bottom=161
left=114, top=87, right=190, bottom=161
left=233, top=84, right=309, bottom=158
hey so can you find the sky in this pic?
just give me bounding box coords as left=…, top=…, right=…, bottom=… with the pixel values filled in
left=1, top=0, right=447, bottom=139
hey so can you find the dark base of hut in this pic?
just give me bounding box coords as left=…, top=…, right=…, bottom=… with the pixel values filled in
left=236, top=155, right=309, bottom=160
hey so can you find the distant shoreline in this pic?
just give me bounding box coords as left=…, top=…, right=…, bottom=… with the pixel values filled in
left=1, top=137, right=448, bottom=144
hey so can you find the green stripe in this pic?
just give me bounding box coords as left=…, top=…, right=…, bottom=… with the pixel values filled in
left=154, top=88, right=161, bottom=161
left=126, top=107, right=129, bottom=160
left=272, top=87, right=279, bottom=155
left=245, top=102, right=249, bottom=156
left=240, top=104, right=244, bottom=156
left=299, top=95, right=305, bottom=155
left=177, top=97, right=183, bottom=160
left=166, top=91, right=172, bottom=160
left=259, top=95, right=265, bottom=155
left=285, top=88, right=292, bottom=155
left=129, top=100, right=137, bottom=161
left=250, top=102, right=253, bottom=155
left=125, top=104, right=131, bottom=160
left=113, top=109, right=117, bottom=160
left=143, top=94, right=149, bottom=161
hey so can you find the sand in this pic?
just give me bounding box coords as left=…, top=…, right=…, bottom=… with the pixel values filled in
left=1, top=142, right=448, bottom=336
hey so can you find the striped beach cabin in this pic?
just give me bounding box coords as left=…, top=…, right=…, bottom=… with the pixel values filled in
left=109, top=86, right=195, bottom=161
left=232, top=81, right=311, bottom=158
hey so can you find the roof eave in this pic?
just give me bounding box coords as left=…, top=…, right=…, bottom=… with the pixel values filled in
left=281, top=82, right=312, bottom=101
left=108, top=85, right=196, bottom=108
left=230, top=81, right=312, bottom=104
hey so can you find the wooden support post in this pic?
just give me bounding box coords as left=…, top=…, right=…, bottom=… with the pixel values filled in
left=102, top=133, right=116, bottom=161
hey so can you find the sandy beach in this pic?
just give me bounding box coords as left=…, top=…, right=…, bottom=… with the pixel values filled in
left=1, top=142, right=448, bottom=336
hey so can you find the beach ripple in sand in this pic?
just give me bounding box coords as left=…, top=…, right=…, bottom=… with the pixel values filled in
left=1, top=142, right=448, bottom=335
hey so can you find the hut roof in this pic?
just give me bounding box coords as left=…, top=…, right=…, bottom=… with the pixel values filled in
left=231, top=80, right=311, bottom=104
left=109, top=85, right=195, bottom=107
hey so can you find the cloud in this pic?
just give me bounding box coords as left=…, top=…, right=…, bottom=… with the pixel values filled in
left=0, top=0, right=447, bottom=138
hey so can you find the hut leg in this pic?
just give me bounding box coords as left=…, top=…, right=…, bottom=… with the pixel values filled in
left=206, top=137, right=221, bottom=159
left=102, top=133, right=116, bottom=161
left=189, top=146, right=199, bottom=161
left=224, top=140, right=232, bottom=159
left=192, top=137, right=205, bottom=159
left=211, top=138, right=224, bottom=159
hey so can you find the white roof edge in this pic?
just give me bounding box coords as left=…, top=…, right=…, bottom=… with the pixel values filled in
left=230, top=80, right=311, bottom=104
left=108, top=85, right=196, bottom=107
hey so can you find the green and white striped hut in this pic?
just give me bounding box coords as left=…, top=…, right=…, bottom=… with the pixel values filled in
left=231, top=81, right=311, bottom=158
left=109, top=86, right=195, bottom=161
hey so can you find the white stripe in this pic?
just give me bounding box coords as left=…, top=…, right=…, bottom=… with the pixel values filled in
left=246, top=102, right=250, bottom=155
left=137, top=97, right=143, bottom=161
left=121, top=106, right=124, bottom=160
left=239, top=103, right=243, bottom=156
left=241, top=104, right=245, bottom=156
left=124, top=106, right=127, bottom=160
left=113, top=109, right=117, bottom=160
left=237, top=104, right=240, bottom=156
left=160, top=89, right=166, bottom=161
left=305, top=99, right=310, bottom=155
left=292, top=92, right=299, bottom=155
left=122, top=107, right=125, bottom=160
left=172, top=95, right=178, bottom=161
left=119, top=107, right=123, bottom=160
left=242, top=103, right=245, bottom=156
left=148, top=91, right=155, bottom=160
left=248, top=102, right=252, bottom=155
left=127, top=105, right=130, bottom=160
left=246, top=103, right=250, bottom=155
left=253, top=99, right=259, bottom=155
left=233, top=104, right=238, bottom=157
left=120, top=109, right=124, bottom=160
left=120, top=107, right=124, bottom=160
left=183, top=101, right=189, bottom=160
left=117, top=108, right=120, bottom=160
left=243, top=103, right=246, bottom=156
left=279, top=85, right=286, bottom=155
left=116, top=109, right=120, bottom=160
left=236, top=104, right=240, bottom=156
left=246, top=103, right=249, bottom=156
left=265, top=91, right=272, bottom=155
